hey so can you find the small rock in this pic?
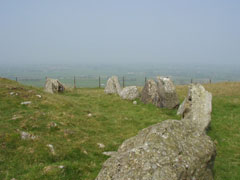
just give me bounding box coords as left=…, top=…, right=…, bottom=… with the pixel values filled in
left=12, top=115, right=22, bottom=120
left=103, top=151, right=117, bottom=156
left=97, top=143, right=105, bottom=149
left=21, top=101, right=31, bottom=105
left=83, top=150, right=88, bottom=155
left=20, top=131, right=36, bottom=140
left=88, top=113, right=92, bottom=117
left=48, top=122, right=58, bottom=128
left=47, top=144, right=56, bottom=155
left=10, top=92, right=15, bottom=95
left=11, top=178, right=16, bottom=180
left=43, top=166, right=54, bottom=174
left=133, top=101, right=137, bottom=105
left=36, top=94, right=42, bottom=98
left=58, top=165, right=64, bottom=169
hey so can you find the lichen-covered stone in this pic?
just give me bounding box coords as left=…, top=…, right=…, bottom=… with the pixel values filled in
left=141, top=79, right=160, bottom=106
left=119, top=86, right=139, bottom=100
left=178, top=84, right=212, bottom=132
left=95, top=120, right=216, bottom=180
left=44, top=78, right=65, bottom=94
left=96, top=84, right=216, bottom=180
left=104, top=76, right=122, bottom=95
left=156, top=76, right=180, bottom=109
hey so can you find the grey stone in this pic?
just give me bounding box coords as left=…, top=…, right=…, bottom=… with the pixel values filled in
left=141, top=79, right=160, bottom=106
left=44, top=78, right=65, bottom=94
left=20, top=101, right=31, bottom=105
left=178, top=84, right=212, bottom=132
left=96, top=84, right=216, bottom=180
left=47, top=144, right=56, bottom=155
left=141, top=77, right=179, bottom=109
left=156, top=76, right=180, bottom=109
left=119, top=86, right=139, bottom=100
left=133, top=101, right=137, bottom=105
left=97, top=143, right=105, bottom=149
left=104, top=76, right=122, bottom=95
left=103, top=151, right=117, bottom=157
left=95, top=120, right=216, bottom=180
left=20, top=131, right=36, bottom=140
left=36, top=94, right=42, bottom=98
left=96, top=119, right=216, bottom=180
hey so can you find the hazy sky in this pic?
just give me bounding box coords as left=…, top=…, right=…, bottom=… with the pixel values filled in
left=0, top=0, right=240, bottom=65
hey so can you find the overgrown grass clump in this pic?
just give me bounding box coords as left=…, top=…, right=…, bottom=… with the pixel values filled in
left=0, top=78, right=239, bottom=180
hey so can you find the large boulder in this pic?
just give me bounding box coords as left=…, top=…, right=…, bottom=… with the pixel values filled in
left=96, top=84, right=216, bottom=180
left=177, top=84, right=212, bottom=132
left=119, top=86, right=139, bottom=100
left=141, top=77, right=179, bottom=109
left=104, top=76, right=122, bottom=95
left=141, top=79, right=160, bottom=106
left=96, top=120, right=216, bottom=180
left=44, top=78, right=65, bottom=94
left=156, top=77, right=180, bottom=109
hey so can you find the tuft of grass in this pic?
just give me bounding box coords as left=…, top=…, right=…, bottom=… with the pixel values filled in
left=0, top=78, right=240, bottom=180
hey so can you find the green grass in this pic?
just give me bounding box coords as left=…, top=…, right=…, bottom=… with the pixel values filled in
left=0, top=78, right=240, bottom=180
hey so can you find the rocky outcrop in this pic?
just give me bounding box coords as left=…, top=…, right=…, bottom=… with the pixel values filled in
left=156, top=77, right=180, bottom=109
left=44, top=78, right=65, bottom=94
left=141, top=77, right=179, bottom=109
left=141, top=79, right=159, bottom=106
left=177, top=84, right=212, bottom=132
left=96, top=84, right=216, bottom=180
left=104, top=76, right=122, bottom=95
left=119, top=86, right=139, bottom=100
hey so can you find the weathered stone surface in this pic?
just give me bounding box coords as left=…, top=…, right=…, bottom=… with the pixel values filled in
left=141, top=79, right=160, bottom=106
left=104, top=76, right=122, bottom=95
left=96, top=120, right=216, bottom=180
left=119, top=86, right=139, bottom=100
left=156, top=77, right=179, bottom=109
left=96, top=84, right=216, bottom=180
left=178, top=84, right=212, bottom=132
left=44, top=78, right=65, bottom=94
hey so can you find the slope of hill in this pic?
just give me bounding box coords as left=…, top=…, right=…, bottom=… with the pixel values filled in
left=0, top=78, right=240, bottom=180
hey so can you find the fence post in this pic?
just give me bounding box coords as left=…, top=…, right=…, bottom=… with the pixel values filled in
left=209, top=78, right=211, bottom=84
left=99, top=76, right=101, bottom=88
left=74, top=76, right=76, bottom=89
left=191, top=78, right=193, bottom=84
left=16, top=77, right=18, bottom=82
left=145, top=77, right=147, bottom=84
left=123, top=76, right=125, bottom=88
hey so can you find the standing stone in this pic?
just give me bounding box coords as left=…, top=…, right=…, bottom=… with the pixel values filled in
left=141, top=79, right=160, bottom=106
left=96, top=84, right=216, bottom=180
left=177, top=84, right=212, bottom=132
left=156, top=77, right=179, bottom=109
left=119, top=86, right=139, bottom=100
left=104, top=76, right=122, bottom=95
left=44, top=78, right=65, bottom=94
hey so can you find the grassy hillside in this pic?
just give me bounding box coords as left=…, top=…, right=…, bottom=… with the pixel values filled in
left=0, top=78, right=239, bottom=180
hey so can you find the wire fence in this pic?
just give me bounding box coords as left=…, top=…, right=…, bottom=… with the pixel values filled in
left=3, top=75, right=229, bottom=88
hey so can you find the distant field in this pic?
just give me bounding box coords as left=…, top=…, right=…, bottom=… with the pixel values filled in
left=0, top=78, right=239, bottom=179
left=7, top=76, right=213, bottom=88
left=2, top=63, right=239, bottom=88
